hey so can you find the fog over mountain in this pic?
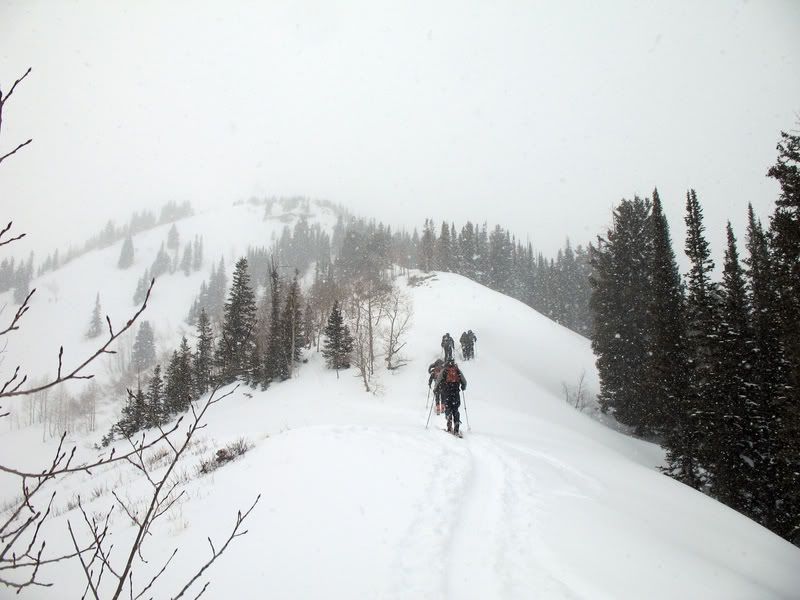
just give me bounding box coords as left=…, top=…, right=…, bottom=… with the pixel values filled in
left=2, top=0, right=799, bottom=264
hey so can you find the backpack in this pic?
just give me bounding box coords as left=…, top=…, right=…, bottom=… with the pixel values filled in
left=445, top=365, right=460, bottom=384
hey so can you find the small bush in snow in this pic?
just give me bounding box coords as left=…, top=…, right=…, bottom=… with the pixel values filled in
left=198, top=437, right=253, bottom=475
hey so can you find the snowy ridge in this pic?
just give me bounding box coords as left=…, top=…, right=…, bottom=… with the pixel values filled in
left=1, top=209, right=799, bottom=598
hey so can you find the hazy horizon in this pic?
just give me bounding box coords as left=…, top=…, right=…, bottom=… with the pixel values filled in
left=2, top=0, right=799, bottom=265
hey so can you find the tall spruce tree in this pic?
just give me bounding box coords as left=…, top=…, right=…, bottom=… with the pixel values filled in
left=419, top=219, right=436, bottom=272
left=647, top=189, right=690, bottom=438
left=435, top=222, right=453, bottom=271
left=215, top=257, right=257, bottom=383
left=133, top=270, right=150, bottom=305
left=164, top=350, right=182, bottom=417
left=589, top=197, right=654, bottom=435
left=131, top=321, right=156, bottom=372
left=86, top=293, right=103, bottom=339
left=706, top=223, right=758, bottom=513
left=743, top=206, right=785, bottom=530
left=118, top=234, right=134, bottom=269
left=322, top=300, right=353, bottom=373
left=180, top=242, right=193, bottom=275
left=682, top=189, right=719, bottom=488
left=766, top=129, right=800, bottom=542
left=281, top=271, right=304, bottom=378
left=194, top=308, right=214, bottom=395
left=145, top=365, right=165, bottom=428
left=265, top=262, right=287, bottom=383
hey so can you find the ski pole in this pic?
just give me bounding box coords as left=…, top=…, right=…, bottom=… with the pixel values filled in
left=462, top=390, right=471, bottom=431
left=425, top=386, right=431, bottom=409
left=425, top=393, right=435, bottom=429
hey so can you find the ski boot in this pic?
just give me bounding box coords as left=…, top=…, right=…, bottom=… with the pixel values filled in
left=446, top=416, right=453, bottom=433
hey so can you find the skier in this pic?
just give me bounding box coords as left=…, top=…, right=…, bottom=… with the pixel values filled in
left=428, top=358, right=445, bottom=415
left=441, top=333, right=455, bottom=361
left=459, top=331, right=469, bottom=360
left=436, top=359, right=467, bottom=436
left=466, top=329, right=477, bottom=360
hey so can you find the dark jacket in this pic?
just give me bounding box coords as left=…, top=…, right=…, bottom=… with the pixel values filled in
left=441, top=335, right=454, bottom=351
left=428, top=359, right=444, bottom=387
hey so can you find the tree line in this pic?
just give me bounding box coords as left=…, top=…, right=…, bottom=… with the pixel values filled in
left=588, top=128, right=800, bottom=545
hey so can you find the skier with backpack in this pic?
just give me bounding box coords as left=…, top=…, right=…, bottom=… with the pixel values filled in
left=466, top=329, right=477, bottom=360
left=441, top=333, right=455, bottom=361
left=436, top=359, right=467, bottom=436
left=459, top=331, right=469, bottom=360
left=427, top=358, right=445, bottom=415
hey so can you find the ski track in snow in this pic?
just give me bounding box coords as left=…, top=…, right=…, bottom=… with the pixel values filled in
left=445, top=435, right=581, bottom=600
left=386, top=427, right=583, bottom=600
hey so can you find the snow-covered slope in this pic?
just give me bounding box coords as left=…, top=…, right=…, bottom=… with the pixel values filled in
left=1, top=199, right=338, bottom=395
left=2, top=206, right=800, bottom=599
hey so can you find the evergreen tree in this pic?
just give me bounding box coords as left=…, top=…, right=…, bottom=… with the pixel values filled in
left=118, top=234, right=134, bottom=269
left=86, top=293, right=104, bottom=339
left=682, top=189, right=719, bottom=488
left=489, top=225, right=512, bottom=293
left=144, top=365, right=165, bottom=427
left=12, top=257, right=32, bottom=304
left=114, top=385, right=146, bottom=439
left=710, top=223, right=758, bottom=513
left=744, top=205, right=784, bottom=531
left=435, top=222, right=452, bottom=271
left=194, top=308, right=214, bottom=395
left=766, top=129, right=800, bottom=541
left=167, top=223, right=180, bottom=250
left=589, top=197, right=654, bottom=435
left=150, top=243, right=172, bottom=278
left=281, top=271, right=304, bottom=377
left=458, top=222, right=477, bottom=280
left=164, top=350, right=181, bottom=416
left=419, top=219, right=436, bottom=272
left=475, top=223, right=490, bottom=285
left=647, top=189, right=690, bottom=438
left=133, top=270, right=150, bottom=305
left=180, top=242, right=193, bottom=275
left=215, top=257, right=257, bottom=383
left=131, top=321, right=156, bottom=373
left=208, top=257, right=227, bottom=322
left=192, top=235, right=203, bottom=271
left=165, top=337, right=194, bottom=416
left=322, top=300, right=353, bottom=372
left=265, top=263, right=287, bottom=382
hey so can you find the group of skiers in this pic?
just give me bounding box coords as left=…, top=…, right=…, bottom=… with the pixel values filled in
left=427, top=331, right=476, bottom=437
left=440, top=331, right=477, bottom=362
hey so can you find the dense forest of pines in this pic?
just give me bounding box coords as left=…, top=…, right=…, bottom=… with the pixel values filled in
left=589, top=129, right=800, bottom=545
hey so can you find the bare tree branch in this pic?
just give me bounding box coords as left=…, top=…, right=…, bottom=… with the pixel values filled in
left=0, top=68, right=33, bottom=164
left=0, top=221, right=26, bottom=247
left=171, top=494, right=261, bottom=600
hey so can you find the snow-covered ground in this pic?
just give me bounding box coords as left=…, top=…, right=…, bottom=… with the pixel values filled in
left=2, top=204, right=799, bottom=599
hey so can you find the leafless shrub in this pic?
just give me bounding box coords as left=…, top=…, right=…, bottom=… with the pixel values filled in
left=562, top=371, right=589, bottom=412
left=145, top=445, right=172, bottom=469
left=198, top=437, right=253, bottom=475
left=382, top=287, right=412, bottom=370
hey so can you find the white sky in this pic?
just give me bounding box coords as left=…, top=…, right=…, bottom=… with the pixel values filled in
left=1, top=0, right=799, bottom=263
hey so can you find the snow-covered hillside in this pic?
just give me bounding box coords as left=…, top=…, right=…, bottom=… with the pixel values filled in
left=1, top=204, right=799, bottom=599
